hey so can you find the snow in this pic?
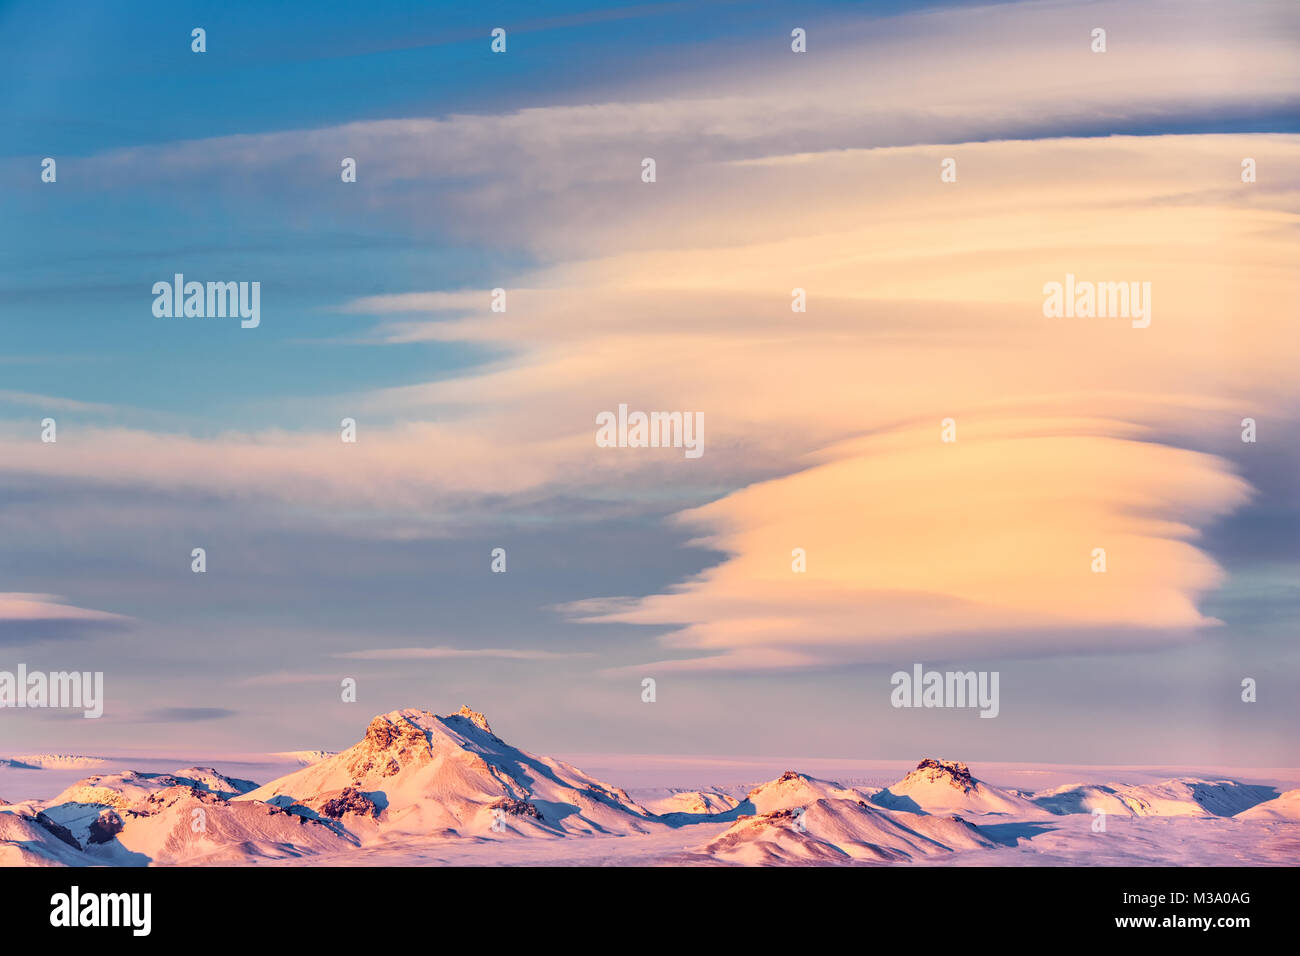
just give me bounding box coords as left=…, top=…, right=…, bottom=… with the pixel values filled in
left=270, top=750, right=337, bottom=767
left=1034, top=778, right=1276, bottom=818
left=0, top=754, right=109, bottom=770
left=1237, top=789, right=1300, bottom=822
left=869, top=758, right=1046, bottom=816
left=639, top=789, right=740, bottom=817
left=234, top=707, right=658, bottom=841
left=3, top=709, right=1296, bottom=866
left=699, top=771, right=997, bottom=864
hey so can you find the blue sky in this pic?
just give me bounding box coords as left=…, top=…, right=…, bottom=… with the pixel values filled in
left=1, top=0, right=1297, bottom=765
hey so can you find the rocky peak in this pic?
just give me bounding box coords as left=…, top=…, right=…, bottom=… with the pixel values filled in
left=453, top=705, right=494, bottom=736
left=349, top=712, right=437, bottom=781
left=908, top=758, right=976, bottom=793
left=363, top=713, right=432, bottom=751
left=86, top=808, right=124, bottom=844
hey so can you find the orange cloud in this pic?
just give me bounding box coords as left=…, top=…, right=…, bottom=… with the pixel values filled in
left=570, top=420, right=1251, bottom=669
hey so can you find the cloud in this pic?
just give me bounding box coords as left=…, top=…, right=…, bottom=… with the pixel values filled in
left=332, top=647, right=590, bottom=661
left=0, top=391, right=115, bottom=413
left=572, top=419, right=1252, bottom=670
left=2, top=132, right=1293, bottom=666
left=36, top=0, right=1293, bottom=260
left=135, top=707, right=235, bottom=723
left=237, top=672, right=352, bottom=687
left=0, top=593, right=132, bottom=646
left=2, top=0, right=1296, bottom=674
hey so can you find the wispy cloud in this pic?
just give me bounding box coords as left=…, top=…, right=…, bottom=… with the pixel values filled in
left=0, top=391, right=115, bottom=413
left=135, top=707, right=236, bottom=723
left=332, top=646, right=591, bottom=661
left=0, top=593, right=132, bottom=646
left=1, top=0, right=1295, bottom=691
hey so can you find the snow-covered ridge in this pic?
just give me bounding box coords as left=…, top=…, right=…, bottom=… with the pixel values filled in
left=640, top=789, right=741, bottom=817
left=236, top=706, right=655, bottom=841
left=1, top=754, right=109, bottom=770
left=870, top=758, right=1044, bottom=816
left=269, top=750, right=338, bottom=767
left=1236, top=789, right=1300, bottom=821
left=1032, top=778, right=1276, bottom=818
left=700, top=770, right=996, bottom=864
left=3, top=712, right=1293, bottom=867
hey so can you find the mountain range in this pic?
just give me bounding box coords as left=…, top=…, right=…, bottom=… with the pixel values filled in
left=2, top=706, right=1295, bottom=866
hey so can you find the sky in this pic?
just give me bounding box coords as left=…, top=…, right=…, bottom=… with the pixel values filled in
left=1, top=0, right=1297, bottom=766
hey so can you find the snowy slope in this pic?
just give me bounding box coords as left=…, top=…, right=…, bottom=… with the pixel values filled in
left=18, top=774, right=353, bottom=865
left=237, top=706, right=659, bottom=840
left=47, top=767, right=257, bottom=811
left=173, top=767, right=259, bottom=798
left=699, top=770, right=996, bottom=864
left=0, top=809, right=89, bottom=866
left=871, top=759, right=1044, bottom=816
left=1235, top=789, right=1300, bottom=821
left=104, top=786, right=355, bottom=864
left=1035, top=779, right=1276, bottom=818
left=0, top=754, right=108, bottom=770
left=5, top=721, right=1293, bottom=866
left=641, top=789, right=741, bottom=816
left=271, top=750, right=337, bottom=767
left=4, top=764, right=355, bottom=865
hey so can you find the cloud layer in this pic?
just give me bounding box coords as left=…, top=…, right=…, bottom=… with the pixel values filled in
left=2, top=0, right=1297, bottom=684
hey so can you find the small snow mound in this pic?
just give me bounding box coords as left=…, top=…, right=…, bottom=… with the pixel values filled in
left=747, top=771, right=810, bottom=799
left=642, top=789, right=740, bottom=816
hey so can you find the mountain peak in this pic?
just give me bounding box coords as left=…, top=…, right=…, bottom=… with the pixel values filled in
left=363, top=711, right=435, bottom=754
left=452, top=705, right=494, bottom=736
left=237, top=705, right=655, bottom=839
left=907, top=758, right=975, bottom=792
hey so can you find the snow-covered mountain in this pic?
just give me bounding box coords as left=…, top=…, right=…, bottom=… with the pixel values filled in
left=12, top=767, right=351, bottom=865
left=271, top=750, right=337, bottom=767
left=47, top=767, right=256, bottom=810
left=3, top=712, right=1291, bottom=867
left=236, top=706, right=658, bottom=840
left=0, top=754, right=108, bottom=770
left=0, top=811, right=89, bottom=866
left=1033, top=778, right=1276, bottom=818
left=641, top=789, right=741, bottom=817
left=699, top=770, right=996, bottom=864
left=1235, top=788, right=1300, bottom=821
left=870, top=759, right=1044, bottom=816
